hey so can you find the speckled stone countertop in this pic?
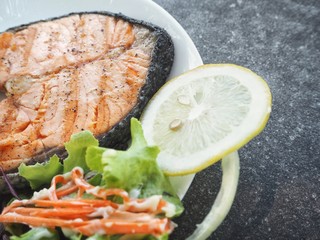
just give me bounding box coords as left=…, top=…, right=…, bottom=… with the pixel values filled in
left=153, top=0, right=320, bottom=239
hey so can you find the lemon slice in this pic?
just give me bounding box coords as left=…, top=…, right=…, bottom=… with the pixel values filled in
left=140, top=64, right=272, bottom=175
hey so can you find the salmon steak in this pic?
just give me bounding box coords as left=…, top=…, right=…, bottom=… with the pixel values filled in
left=0, top=12, right=173, bottom=187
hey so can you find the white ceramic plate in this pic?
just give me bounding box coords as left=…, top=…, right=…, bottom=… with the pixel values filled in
left=0, top=0, right=203, bottom=199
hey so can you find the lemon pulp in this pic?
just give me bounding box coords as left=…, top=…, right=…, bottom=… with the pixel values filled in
left=153, top=75, right=251, bottom=157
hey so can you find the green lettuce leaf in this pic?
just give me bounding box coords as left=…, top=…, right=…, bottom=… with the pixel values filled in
left=18, top=155, right=63, bottom=189
left=9, top=227, right=58, bottom=240
left=86, top=234, right=119, bottom=240
left=86, top=118, right=184, bottom=216
left=18, top=131, right=98, bottom=189
left=63, top=130, right=99, bottom=173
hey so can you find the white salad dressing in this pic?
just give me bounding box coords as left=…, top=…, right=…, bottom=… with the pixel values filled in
left=122, top=195, right=162, bottom=212
left=88, top=206, right=115, bottom=219
left=86, top=186, right=100, bottom=195
left=31, top=188, right=51, bottom=200
left=161, top=202, right=176, bottom=218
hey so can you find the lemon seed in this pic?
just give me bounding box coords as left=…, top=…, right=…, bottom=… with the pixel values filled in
left=169, top=119, right=183, bottom=131
left=177, top=95, right=190, bottom=105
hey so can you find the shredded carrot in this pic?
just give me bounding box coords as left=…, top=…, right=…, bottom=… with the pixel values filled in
left=0, top=214, right=87, bottom=228
left=11, top=207, right=95, bottom=219
left=71, top=168, right=130, bottom=201
left=56, top=184, right=78, bottom=198
left=0, top=167, right=174, bottom=237
left=76, top=218, right=172, bottom=236
left=33, top=199, right=118, bottom=209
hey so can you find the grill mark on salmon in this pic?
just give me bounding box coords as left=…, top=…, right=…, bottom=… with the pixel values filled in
left=0, top=12, right=174, bottom=179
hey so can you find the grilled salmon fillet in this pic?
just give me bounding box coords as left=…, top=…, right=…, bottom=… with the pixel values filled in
left=0, top=12, right=174, bottom=175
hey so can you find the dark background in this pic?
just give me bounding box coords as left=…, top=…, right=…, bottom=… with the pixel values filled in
left=153, top=0, right=320, bottom=239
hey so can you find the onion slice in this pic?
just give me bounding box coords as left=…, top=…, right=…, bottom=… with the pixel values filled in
left=0, top=166, right=20, bottom=200
left=186, top=151, right=240, bottom=240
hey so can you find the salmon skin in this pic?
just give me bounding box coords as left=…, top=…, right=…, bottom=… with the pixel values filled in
left=0, top=12, right=174, bottom=191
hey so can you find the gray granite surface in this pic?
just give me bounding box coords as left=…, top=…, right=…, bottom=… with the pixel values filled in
left=153, top=0, right=320, bottom=239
